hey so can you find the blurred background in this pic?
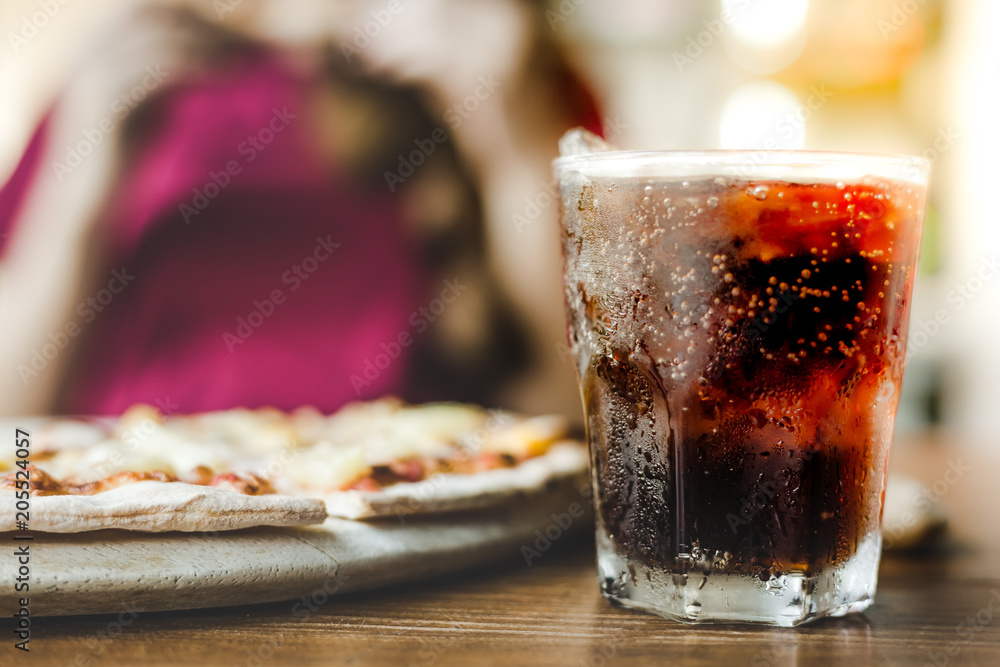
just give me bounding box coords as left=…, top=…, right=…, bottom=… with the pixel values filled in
left=0, top=0, right=996, bottom=443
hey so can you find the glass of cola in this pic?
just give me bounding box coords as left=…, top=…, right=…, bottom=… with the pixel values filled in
left=554, top=136, right=930, bottom=625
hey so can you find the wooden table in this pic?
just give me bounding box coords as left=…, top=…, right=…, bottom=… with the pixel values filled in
left=13, top=433, right=1000, bottom=666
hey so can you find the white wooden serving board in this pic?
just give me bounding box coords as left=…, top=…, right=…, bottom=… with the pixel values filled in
left=0, top=478, right=590, bottom=617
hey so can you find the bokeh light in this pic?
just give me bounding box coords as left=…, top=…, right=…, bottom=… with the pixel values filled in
left=722, top=0, right=809, bottom=50
left=719, top=81, right=805, bottom=149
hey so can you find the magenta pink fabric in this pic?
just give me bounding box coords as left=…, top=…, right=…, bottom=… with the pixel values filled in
left=1, top=53, right=419, bottom=414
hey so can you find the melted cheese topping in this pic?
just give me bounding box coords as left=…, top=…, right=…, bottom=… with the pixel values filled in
left=46, top=421, right=231, bottom=483
left=3, top=399, right=570, bottom=492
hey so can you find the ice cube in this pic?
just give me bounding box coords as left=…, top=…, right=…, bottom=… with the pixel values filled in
left=559, top=128, right=617, bottom=157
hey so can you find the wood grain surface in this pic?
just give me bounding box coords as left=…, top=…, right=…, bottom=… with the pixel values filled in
left=6, top=433, right=1000, bottom=666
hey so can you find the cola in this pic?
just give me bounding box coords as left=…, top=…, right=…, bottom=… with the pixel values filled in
left=557, top=158, right=927, bottom=624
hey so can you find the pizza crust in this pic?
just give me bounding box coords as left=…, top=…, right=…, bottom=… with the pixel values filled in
left=1, top=402, right=587, bottom=531
left=1, top=481, right=327, bottom=533
left=323, top=442, right=590, bottom=520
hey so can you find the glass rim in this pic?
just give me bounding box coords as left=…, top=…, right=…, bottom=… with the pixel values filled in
left=553, top=149, right=931, bottom=185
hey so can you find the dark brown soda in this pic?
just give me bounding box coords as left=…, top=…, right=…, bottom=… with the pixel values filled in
left=568, top=178, right=920, bottom=579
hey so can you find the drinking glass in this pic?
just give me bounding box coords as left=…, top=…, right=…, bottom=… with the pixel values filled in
left=555, top=141, right=930, bottom=625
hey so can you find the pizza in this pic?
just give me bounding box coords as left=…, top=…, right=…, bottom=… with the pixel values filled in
left=0, top=398, right=588, bottom=532
left=0, top=410, right=328, bottom=533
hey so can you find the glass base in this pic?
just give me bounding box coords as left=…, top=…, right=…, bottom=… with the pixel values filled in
left=596, top=529, right=881, bottom=627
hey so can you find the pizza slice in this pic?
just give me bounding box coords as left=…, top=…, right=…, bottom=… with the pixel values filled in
left=165, top=398, right=589, bottom=519
left=0, top=399, right=588, bottom=531
left=0, top=413, right=326, bottom=533
left=279, top=400, right=589, bottom=519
